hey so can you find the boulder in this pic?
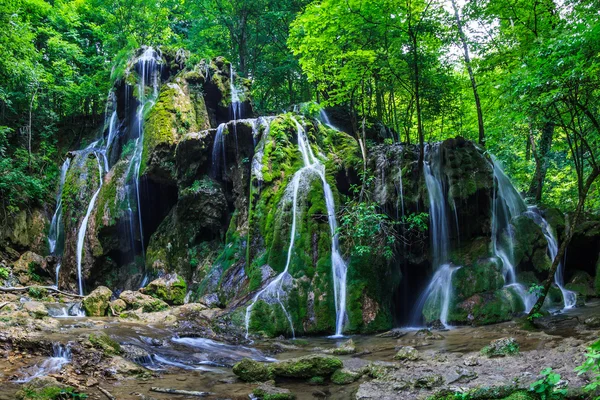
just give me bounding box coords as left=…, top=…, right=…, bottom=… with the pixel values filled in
left=270, top=355, right=343, bottom=379
left=331, top=339, right=356, bottom=355
left=252, top=381, right=295, bottom=400
left=109, top=299, right=127, bottom=315
left=393, top=346, right=419, bottom=361
left=232, top=358, right=272, bottom=382
left=480, top=337, right=519, bottom=357
left=23, top=301, right=48, bottom=319
left=12, top=251, right=46, bottom=285
left=82, top=286, right=113, bottom=316
left=141, top=273, right=187, bottom=305
left=331, top=368, right=362, bottom=385
left=119, top=290, right=168, bottom=312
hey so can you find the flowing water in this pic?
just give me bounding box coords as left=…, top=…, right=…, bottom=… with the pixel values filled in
left=413, top=144, right=458, bottom=328
left=48, top=158, right=71, bottom=285
left=211, top=123, right=228, bottom=179
left=524, top=207, right=577, bottom=309
left=245, top=117, right=349, bottom=338
left=14, top=344, right=71, bottom=383
left=76, top=149, right=104, bottom=295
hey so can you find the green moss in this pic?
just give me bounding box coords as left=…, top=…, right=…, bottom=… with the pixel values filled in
left=481, top=337, right=520, bottom=357
left=89, top=333, right=121, bottom=355
left=18, top=386, right=86, bottom=400
left=232, top=358, right=272, bottom=382
left=144, top=275, right=187, bottom=305
left=269, top=355, right=343, bottom=379
left=308, top=376, right=325, bottom=385
left=331, top=369, right=361, bottom=385
left=452, top=259, right=505, bottom=301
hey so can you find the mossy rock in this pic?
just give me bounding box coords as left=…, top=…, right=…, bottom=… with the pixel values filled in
left=119, top=290, right=168, bottom=312
left=501, top=391, right=537, bottom=400
left=252, top=382, right=295, bottom=400
left=452, top=259, right=505, bottom=301
left=510, top=216, right=552, bottom=274
left=89, top=333, right=121, bottom=355
left=394, top=346, right=420, bottom=361
left=109, top=299, right=127, bottom=315
left=82, top=286, right=113, bottom=317
left=565, top=270, right=594, bottom=300
left=480, top=337, right=519, bottom=357
left=142, top=273, right=187, bottom=305
left=456, top=287, right=524, bottom=326
left=232, top=358, right=272, bottom=382
left=270, top=355, right=343, bottom=379
left=331, top=368, right=361, bottom=385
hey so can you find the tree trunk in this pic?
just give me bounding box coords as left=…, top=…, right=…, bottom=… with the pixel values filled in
left=528, top=167, right=599, bottom=320
left=411, top=32, right=424, bottom=168
left=450, top=0, right=485, bottom=146
left=528, top=121, right=554, bottom=202
left=27, top=86, right=38, bottom=171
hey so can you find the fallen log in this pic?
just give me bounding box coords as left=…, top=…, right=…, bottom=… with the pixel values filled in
left=0, top=286, right=84, bottom=298
left=149, top=387, right=211, bottom=397
left=98, top=387, right=116, bottom=400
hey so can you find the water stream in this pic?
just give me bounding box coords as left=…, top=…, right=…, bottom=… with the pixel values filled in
left=14, top=344, right=71, bottom=383
left=245, top=117, right=349, bottom=338
left=48, top=158, right=71, bottom=285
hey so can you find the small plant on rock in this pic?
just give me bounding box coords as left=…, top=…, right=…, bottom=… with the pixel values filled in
left=530, top=368, right=567, bottom=400
left=575, top=339, right=600, bottom=394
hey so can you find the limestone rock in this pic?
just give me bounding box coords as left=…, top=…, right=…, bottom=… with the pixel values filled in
left=253, top=381, right=295, bottom=400
left=393, top=346, right=419, bottom=361
left=232, top=358, right=272, bottom=382
left=82, top=286, right=113, bottom=316
left=331, top=339, right=356, bottom=355
left=23, top=301, right=48, bottom=319
left=481, top=337, right=519, bottom=357
left=119, top=290, right=168, bottom=312
left=109, top=299, right=127, bottom=315
left=270, top=355, right=343, bottom=379
left=331, top=368, right=361, bottom=385
left=141, top=273, right=187, bottom=305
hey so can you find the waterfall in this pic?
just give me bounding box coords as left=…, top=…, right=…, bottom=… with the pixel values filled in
left=412, top=144, right=457, bottom=328
left=395, top=164, right=405, bottom=219
left=48, top=158, right=71, bottom=285
left=491, top=159, right=536, bottom=311
left=125, top=47, right=161, bottom=270
left=245, top=117, right=348, bottom=338
left=229, top=65, right=242, bottom=152
left=319, top=108, right=336, bottom=130
left=211, top=123, right=228, bottom=179
left=104, top=111, right=118, bottom=169
left=523, top=207, right=577, bottom=309
left=76, top=149, right=104, bottom=295
left=251, top=117, right=274, bottom=185
left=15, top=344, right=71, bottom=383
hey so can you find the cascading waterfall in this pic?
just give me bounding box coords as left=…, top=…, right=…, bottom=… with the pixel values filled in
left=103, top=111, right=118, bottom=169
left=48, top=158, right=71, bottom=285
left=245, top=117, right=349, bottom=338
left=251, top=117, right=274, bottom=186
left=523, top=207, right=577, bottom=309
left=211, top=123, right=228, bottom=179
left=491, top=159, right=537, bottom=311
left=15, top=344, right=71, bottom=383
left=395, top=165, right=405, bottom=219
left=412, top=144, right=458, bottom=328
left=125, top=47, right=161, bottom=275
left=76, top=146, right=104, bottom=295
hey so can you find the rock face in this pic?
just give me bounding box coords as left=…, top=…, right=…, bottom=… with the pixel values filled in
left=42, top=46, right=600, bottom=337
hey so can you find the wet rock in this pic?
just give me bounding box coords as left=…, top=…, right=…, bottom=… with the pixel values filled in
left=270, top=355, right=343, bottom=379
left=445, top=367, right=477, bottom=384
left=199, top=293, right=220, bottom=308
left=22, top=301, right=48, bottom=319
left=331, top=339, right=356, bottom=355
left=253, top=381, right=295, bottom=400
left=12, top=251, right=46, bottom=285
left=331, top=368, right=361, bottom=385
left=141, top=273, right=187, bottom=305
left=119, top=290, right=168, bottom=312
left=232, top=358, right=272, bottom=382
left=89, top=333, right=121, bottom=355
left=481, top=337, right=519, bottom=357
left=82, top=286, right=112, bottom=316
left=413, top=374, right=444, bottom=389
left=393, top=346, right=419, bottom=361
left=415, top=329, right=444, bottom=340
left=121, top=344, right=151, bottom=364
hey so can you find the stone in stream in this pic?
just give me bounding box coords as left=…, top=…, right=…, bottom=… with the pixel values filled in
left=23, top=301, right=48, bottom=319
left=109, top=299, right=127, bottom=315
left=119, top=290, right=168, bottom=313
left=269, top=355, right=343, bottom=379
left=393, top=345, right=420, bottom=361
left=253, top=381, right=295, bottom=400
left=82, top=286, right=112, bottom=316
left=330, top=339, right=356, bottom=355
left=331, top=368, right=362, bottom=385
left=480, top=337, right=520, bottom=357
left=232, top=358, right=272, bottom=382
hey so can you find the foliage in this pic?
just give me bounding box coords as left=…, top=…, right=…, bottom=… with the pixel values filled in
left=0, top=267, right=9, bottom=280
left=20, top=386, right=87, bottom=400
left=338, top=177, right=397, bottom=260
left=528, top=283, right=544, bottom=297
left=575, top=339, right=600, bottom=394
left=530, top=368, right=567, bottom=400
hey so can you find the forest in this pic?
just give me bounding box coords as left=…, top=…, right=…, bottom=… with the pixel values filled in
left=0, top=0, right=599, bottom=399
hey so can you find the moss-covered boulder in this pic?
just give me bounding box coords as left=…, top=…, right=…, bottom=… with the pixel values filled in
left=119, top=290, right=168, bottom=312
left=331, top=368, right=362, bottom=385
left=456, top=287, right=524, bottom=326
left=270, top=355, right=343, bottom=379
left=252, top=382, right=295, bottom=400
left=565, top=270, right=595, bottom=300
left=89, top=332, right=121, bottom=355
left=82, top=286, right=113, bottom=316
left=510, top=216, right=552, bottom=275
left=109, top=299, right=127, bottom=315
left=394, top=346, right=420, bottom=361
left=12, top=251, right=47, bottom=285
left=452, top=259, right=505, bottom=301
left=141, top=273, right=187, bottom=305
left=480, top=337, right=519, bottom=357
left=232, top=358, right=273, bottom=382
